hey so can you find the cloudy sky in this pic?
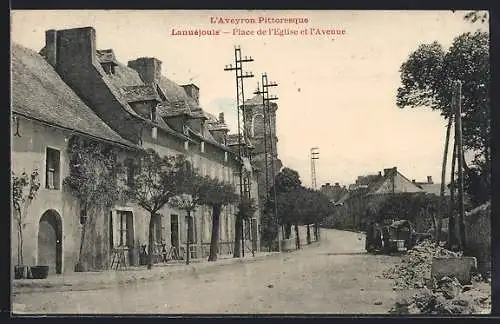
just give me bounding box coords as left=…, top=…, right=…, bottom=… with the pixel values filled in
left=11, top=10, right=488, bottom=187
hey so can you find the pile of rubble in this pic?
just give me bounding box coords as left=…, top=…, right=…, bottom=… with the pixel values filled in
left=382, top=240, right=462, bottom=290
left=383, top=240, right=491, bottom=315
left=389, top=276, right=491, bottom=315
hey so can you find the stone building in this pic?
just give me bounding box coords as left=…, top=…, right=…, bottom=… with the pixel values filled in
left=11, top=26, right=261, bottom=273
left=11, top=43, right=138, bottom=273
left=242, top=94, right=283, bottom=206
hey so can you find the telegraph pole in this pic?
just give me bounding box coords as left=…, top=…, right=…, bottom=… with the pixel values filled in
left=311, top=147, right=319, bottom=189
left=310, top=147, right=320, bottom=240
left=254, top=73, right=279, bottom=251
left=454, top=80, right=466, bottom=250
left=224, top=46, right=254, bottom=258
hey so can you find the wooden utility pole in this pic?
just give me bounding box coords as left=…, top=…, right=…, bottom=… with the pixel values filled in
left=454, top=80, right=466, bottom=250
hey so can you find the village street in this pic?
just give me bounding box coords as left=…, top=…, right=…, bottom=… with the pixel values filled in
left=13, top=229, right=402, bottom=314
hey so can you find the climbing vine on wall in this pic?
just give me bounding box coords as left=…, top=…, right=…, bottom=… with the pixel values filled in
left=63, top=135, right=126, bottom=269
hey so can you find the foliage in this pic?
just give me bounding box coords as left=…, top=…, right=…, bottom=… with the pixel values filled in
left=126, top=149, right=186, bottom=213
left=396, top=31, right=490, bottom=206
left=64, top=136, right=125, bottom=211
left=12, top=170, right=41, bottom=265
left=464, top=11, right=488, bottom=24
left=12, top=170, right=41, bottom=215
left=198, top=177, right=238, bottom=208
left=125, top=148, right=187, bottom=269
left=273, top=167, right=302, bottom=193
left=374, top=193, right=446, bottom=232
left=235, top=196, right=257, bottom=221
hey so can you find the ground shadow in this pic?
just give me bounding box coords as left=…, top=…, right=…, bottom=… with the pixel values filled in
left=317, top=252, right=368, bottom=256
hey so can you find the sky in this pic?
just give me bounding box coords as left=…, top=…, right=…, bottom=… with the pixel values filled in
left=11, top=10, right=488, bottom=187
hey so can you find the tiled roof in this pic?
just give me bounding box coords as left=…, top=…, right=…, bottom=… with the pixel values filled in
left=417, top=183, right=449, bottom=196
left=12, top=43, right=135, bottom=148
left=122, top=85, right=160, bottom=103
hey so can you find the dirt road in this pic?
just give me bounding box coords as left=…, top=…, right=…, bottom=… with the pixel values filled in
left=12, top=229, right=401, bottom=314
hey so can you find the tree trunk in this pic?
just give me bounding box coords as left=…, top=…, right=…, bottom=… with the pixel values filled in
left=233, top=215, right=242, bottom=258
left=186, top=211, right=192, bottom=265
left=306, top=224, right=311, bottom=244
left=448, top=138, right=457, bottom=250
left=208, top=204, right=222, bottom=262
left=437, top=117, right=453, bottom=244
left=17, top=220, right=23, bottom=265
left=294, top=223, right=301, bottom=249
left=285, top=223, right=292, bottom=239
left=147, top=211, right=155, bottom=269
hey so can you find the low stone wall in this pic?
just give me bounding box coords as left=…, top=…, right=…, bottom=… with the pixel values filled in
left=464, top=202, right=491, bottom=275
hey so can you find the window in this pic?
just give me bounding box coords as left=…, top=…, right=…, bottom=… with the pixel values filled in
left=45, top=147, right=61, bottom=190
left=200, top=141, right=205, bottom=153
left=184, top=140, right=189, bottom=151
left=119, top=212, right=127, bottom=246
left=152, top=127, right=158, bottom=139
left=117, top=210, right=134, bottom=248
left=245, top=219, right=251, bottom=240
left=125, top=159, right=135, bottom=187
left=224, top=151, right=228, bottom=163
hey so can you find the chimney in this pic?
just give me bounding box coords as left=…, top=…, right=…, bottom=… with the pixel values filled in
left=46, top=27, right=97, bottom=71
left=45, top=29, right=58, bottom=67
left=128, top=57, right=163, bottom=84
left=219, top=112, right=225, bottom=124
left=378, top=171, right=382, bottom=177
left=181, top=84, right=200, bottom=105
left=427, top=176, right=433, bottom=184
left=325, top=182, right=330, bottom=187
left=335, top=182, right=340, bottom=187
left=412, top=179, right=416, bottom=183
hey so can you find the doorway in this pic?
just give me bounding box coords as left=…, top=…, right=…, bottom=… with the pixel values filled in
left=38, top=210, right=62, bottom=274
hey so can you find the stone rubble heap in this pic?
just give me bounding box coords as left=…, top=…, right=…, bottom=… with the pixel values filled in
left=383, top=240, right=491, bottom=315
left=382, top=240, right=462, bottom=290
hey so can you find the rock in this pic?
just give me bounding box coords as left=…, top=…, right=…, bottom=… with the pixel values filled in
left=436, top=276, right=462, bottom=299
left=462, top=285, right=473, bottom=292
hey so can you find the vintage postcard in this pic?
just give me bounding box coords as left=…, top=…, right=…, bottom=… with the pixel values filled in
left=10, top=10, right=491, bottom=315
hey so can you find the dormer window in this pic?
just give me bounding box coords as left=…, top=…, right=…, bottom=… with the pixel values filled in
left=101, top=63, right=116, bottom=75
left=151, top=106, right=157, bottom=122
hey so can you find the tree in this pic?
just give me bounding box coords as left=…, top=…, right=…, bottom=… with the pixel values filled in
left=12, top=170, right=41, bottom=268
left=233, top=196, right=257, bottom=258
left=304, top=190, right=333, bottom=242
left=63, top=136, right=124, bottom=271
left=168, top=159, right=205, bottom=265
left=266, top=167, right=303, bottom=239
left=464, top=11, right=488, bottom=24
left=197, top=177, right=238, bottom=262
left=397, top=30, right=490, bottom=207
left=125, top=148, right=181, bottom=269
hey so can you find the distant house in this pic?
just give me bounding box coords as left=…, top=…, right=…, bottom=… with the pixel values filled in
left=330, top=167, right=424, bottom=230
left=412, top=176, right=450, bottom=196
left=320, top=183, right=348, bottom=205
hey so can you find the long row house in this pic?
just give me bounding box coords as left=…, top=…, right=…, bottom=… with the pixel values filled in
left=11, top=27, right=280, bottom=274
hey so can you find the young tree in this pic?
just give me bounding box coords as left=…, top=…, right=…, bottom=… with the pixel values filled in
left=63, top=136, right=124, bottom=271
left=168, top=159, right=205, bottom=265
left=267, top=167, right=303, bottom=239
left=125, top=148, right=181, bottom=269
left=12, top=170, right=41, bottom=270
left=397, top=30, right=490, bottom=207
left=198, top=177, right=238, bottom=262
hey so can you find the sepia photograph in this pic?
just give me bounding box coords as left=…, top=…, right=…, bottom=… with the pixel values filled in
left=10, top=9, right=491, bottom=315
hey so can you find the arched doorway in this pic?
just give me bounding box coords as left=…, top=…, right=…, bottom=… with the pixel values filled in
left=38, top=210, right=62, bottom=274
